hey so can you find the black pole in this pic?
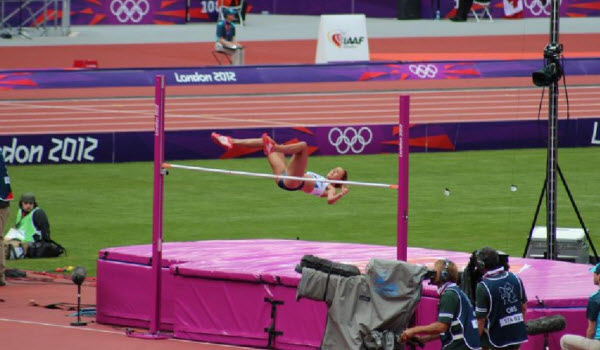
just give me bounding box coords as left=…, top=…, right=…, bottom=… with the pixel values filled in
left=70, top=284, right=87, bottom=326
left=544, top=0, right=562, bottom=261
left=18, top=0, right=23, bottom=35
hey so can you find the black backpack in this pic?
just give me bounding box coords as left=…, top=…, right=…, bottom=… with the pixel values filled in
left=26, top=239, right=66, bottom=258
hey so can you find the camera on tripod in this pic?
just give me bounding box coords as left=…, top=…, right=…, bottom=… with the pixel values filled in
left=532, top=43, right=563, bottom=87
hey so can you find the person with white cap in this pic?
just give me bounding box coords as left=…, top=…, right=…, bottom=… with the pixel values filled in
left=559, top=263, right=600, bottom=350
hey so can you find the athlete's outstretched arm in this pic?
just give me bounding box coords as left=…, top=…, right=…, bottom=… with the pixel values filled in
left=326, top=186, right=349, bottom=205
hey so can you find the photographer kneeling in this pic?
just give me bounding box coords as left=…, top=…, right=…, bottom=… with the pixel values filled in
left=401, top=259, right=481, bottom=350
left=4, top=193, right=63, bottom=259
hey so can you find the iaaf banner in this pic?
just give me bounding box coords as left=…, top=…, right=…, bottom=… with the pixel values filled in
left=2, top=59, right=600, bottom=91
left=1, top=120, right=599, bottom=165
left=315, top=14, right=370, bottom=64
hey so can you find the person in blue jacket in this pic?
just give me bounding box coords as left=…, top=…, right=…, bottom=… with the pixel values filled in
left=475, top=247, right=527, bottom=350
left=215, top=8, right=244, bottom=65
left=401, top=259, right=481, bottom=350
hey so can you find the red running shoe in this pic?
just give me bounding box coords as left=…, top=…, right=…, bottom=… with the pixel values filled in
left=211, top=132, right=233, bottom=150
left=262, top=133, right=276, bottom=155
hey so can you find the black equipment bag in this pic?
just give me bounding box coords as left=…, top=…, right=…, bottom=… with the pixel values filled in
left=26, top=239, right=66, bottom=258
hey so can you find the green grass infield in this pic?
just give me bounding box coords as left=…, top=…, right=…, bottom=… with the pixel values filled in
left=4, top=147, right=599, bottom=276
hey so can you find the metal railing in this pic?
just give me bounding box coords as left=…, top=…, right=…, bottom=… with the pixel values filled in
left=0, top=0, right=70, bottom=38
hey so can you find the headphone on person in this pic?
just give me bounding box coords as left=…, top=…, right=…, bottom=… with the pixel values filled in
left=474, top=250, right=486, bottom=272
left=440, top=259, right=450, bottom=283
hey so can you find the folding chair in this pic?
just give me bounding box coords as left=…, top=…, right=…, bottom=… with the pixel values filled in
left=471, top=0, right=493, bottom=22
left=212, top=50, right=232, bottom=65
left=217, top=0, right=245, bottom=26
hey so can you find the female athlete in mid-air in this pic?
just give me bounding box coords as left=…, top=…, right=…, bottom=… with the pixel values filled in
left=211, top=132, right=350, bottom=205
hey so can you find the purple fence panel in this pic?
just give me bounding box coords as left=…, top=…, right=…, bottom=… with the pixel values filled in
left=186, top=0, right=220, bottom=22
left=0, top=134, right=114, bottom=165
left=561, top=0, right=600, bottom=17
left=3, top=0, right=599, bottom=27
left=276, top=0, right=353, bottom=15
left=246, top=0, right=274, bottom=13
left=113, top=132, right=153, bottom=163
left=70, top=0, right=188, bottom=25
left=249, top=0, right=353, bottom=15
left=246, top=0, right=598, bottom=18
left=421, top=0, right=600, bottom=18
left=2, top=119, right=599, bottom=165
left=354, top=0, right=404, bottom=17
left=316, top=125, right=392, bottom=155
left=2, top=59, right=600, bottom=91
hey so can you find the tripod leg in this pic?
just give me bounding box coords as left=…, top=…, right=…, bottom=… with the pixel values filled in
left=557, top=164, right=599, bottom=261
left=523, top=177, right=547, bottom=257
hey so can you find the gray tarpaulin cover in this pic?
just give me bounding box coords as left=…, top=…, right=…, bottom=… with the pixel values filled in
left=296, top=259, right=428, bottom=350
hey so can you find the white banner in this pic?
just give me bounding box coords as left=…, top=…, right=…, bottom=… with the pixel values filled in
left=503, top=0, right=523, bottom=17
left=315, top=14, right=370, bottom=64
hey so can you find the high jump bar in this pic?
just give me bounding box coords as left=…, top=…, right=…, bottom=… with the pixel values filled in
left=163, top=163, right=398, bottom=189
left=142, top=75, right=410, bottom=340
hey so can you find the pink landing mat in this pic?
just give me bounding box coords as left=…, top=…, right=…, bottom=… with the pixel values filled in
left=97, top=239, right=596, bottom=350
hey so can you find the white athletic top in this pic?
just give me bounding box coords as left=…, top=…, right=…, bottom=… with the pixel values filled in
left=306, top=171, right=328, bottom=197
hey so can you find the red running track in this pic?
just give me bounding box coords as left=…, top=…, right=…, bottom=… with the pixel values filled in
left=1, top=33, right=599, bottom=136
left=1, top=83, right=600, bottom=135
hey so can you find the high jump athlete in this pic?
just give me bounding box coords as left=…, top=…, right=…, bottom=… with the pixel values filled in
left=211, top=132, right=349, bottom=205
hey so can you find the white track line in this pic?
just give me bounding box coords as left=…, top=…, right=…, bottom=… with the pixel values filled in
left=0, top=318, right=258, bottom=348
left=0, top=91, right=598, bottom=115
left=3, top=108, right=599, bottom=131
left=1, top=86, right=599, bottom=135
left=0, top=96, right=598, bottom=118
left=0, top=85, right=598, bottom=104
left=2, top=89, right=599, bottom=109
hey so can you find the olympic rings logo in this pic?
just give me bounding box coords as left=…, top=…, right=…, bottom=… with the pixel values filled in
left=328, top=127, right=373, bottom=154
left=408, top=64, right=438, bottom=79
left=110, top=0, right=150, bottom=23
left=524, top=0, right=559, bottom=16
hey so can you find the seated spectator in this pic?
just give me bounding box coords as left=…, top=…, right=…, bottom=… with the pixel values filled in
left=215, top=8, right=245, bottom=65
left=3, top=193, right=51, bottom=258
left=560, top=263, right=600, bottom=350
